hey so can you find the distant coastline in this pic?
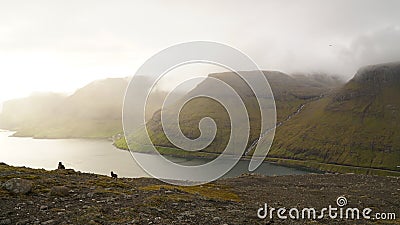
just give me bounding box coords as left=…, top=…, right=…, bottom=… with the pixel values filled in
left=2, top=130, right=399, bottom=177
left=113, top=140, right=400, bottom=177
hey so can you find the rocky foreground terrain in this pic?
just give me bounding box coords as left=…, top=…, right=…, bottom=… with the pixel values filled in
left=0, top=162, right=399, bottom=225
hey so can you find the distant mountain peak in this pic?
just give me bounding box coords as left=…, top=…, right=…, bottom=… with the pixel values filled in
left=333, top=62, right=400, bottom=102
left=353, top=62, right=400, bottom=84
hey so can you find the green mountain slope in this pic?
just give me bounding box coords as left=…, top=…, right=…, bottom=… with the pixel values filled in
left=270, top=62, right=400, bottom=171
left=125, top=63, right=400, bottom=173
left=125, top=71, right=343, bottom=156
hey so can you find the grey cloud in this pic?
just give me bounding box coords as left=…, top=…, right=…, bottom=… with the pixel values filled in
left=0, top=0, right=399, bottom=79
left=339, top=26, right=400, bottom=70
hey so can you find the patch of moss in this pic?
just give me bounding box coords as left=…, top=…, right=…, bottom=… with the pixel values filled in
left=0, top=189, right=10, bottom=196
left=87, top=178, right=129, bottom=189
left=145, top=194, right=193, bottom=207
left=0, top=174, right=40, bottom=181
left=74, top=205, right=135, bottom=224
left=140, top=184, right=240, bottom=202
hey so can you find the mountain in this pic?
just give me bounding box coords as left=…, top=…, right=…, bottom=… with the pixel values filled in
left=128, top=71, right=344, bottom=156
left=270, top=62, right=400, bottom=171
left=0, top=93, right=66, bottom=130
left=0, top=78, right=130, bottom=138
left=3, top=63, right=398, bottom=174
left=128, top=63, right=400, bottom=173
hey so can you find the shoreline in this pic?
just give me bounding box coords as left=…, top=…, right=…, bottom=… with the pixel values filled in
left=2, top=131, right=399, bottom=177
left=0, top=130, right=112, bottom=141
left=123, top=148, right=324, bottom=174
left=117, top=145, right=400, bottom=176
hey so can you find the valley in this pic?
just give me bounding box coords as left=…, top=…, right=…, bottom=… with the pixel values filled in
left=1, top=62, right=400, bottom=176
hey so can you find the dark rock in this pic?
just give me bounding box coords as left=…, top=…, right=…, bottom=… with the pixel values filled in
left=2, top=178, right=33, bottom=194
left=88, top=220, right=99, bottom=225
left=16, top=219, right=30, bottom=225
left=213, top=216, right=221, bottom=222
left=0, top=219, right=11, bottom=225
left=49, top=186, right=69, bottom=197
left=41, top=220, right=55, bottom=225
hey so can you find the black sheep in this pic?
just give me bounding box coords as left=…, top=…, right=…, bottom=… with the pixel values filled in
left=58, top=162, right=65, bottom=170
left=111, top=171, right=118, bottom=179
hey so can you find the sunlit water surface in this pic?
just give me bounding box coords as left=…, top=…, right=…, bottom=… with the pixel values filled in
left=0, top=130, right=311, bottom=179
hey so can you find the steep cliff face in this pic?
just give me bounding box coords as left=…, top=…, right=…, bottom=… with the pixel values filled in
left=270, top=62, right=400, bottom=171
left=353, top=62, right=400, bottom=84
left=143, top=71, right=342, bottom=154
left=141, top=63, right=400, bottom=171
left=334, top=62, right=400, bottom=102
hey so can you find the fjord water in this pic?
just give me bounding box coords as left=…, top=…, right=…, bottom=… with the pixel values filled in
left=0, top=131, right=310, bottom=179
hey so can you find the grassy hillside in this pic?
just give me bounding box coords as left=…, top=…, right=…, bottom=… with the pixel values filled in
left=119, top=63, right=400, bottom=173
left=121, top=71, right=343, bottom=156
left=270, top=62, right=400, bottom=171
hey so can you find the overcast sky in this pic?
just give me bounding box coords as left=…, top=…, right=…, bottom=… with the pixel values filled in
left=0, top=0, right=400, bottom=105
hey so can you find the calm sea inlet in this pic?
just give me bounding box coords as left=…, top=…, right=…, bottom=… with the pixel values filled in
left=0, top=130, right=310, bottom=179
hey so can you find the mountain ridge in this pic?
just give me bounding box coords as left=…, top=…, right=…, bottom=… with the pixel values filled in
left=131, top=63, right=400, bottom=172
left=136, top=70, right=344, bottom=156
left=270, top=62, right=400, bottom=171
left=0, top=78, right=130, bottom=138
left=1, top=63, right=398, bottom=174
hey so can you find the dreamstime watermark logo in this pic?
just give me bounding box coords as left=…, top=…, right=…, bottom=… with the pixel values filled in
left=123, top=41, right=276, bottom=186
left=257, top=196, right=396, bottom=221
left=336, top=196, right=347, bottom=207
